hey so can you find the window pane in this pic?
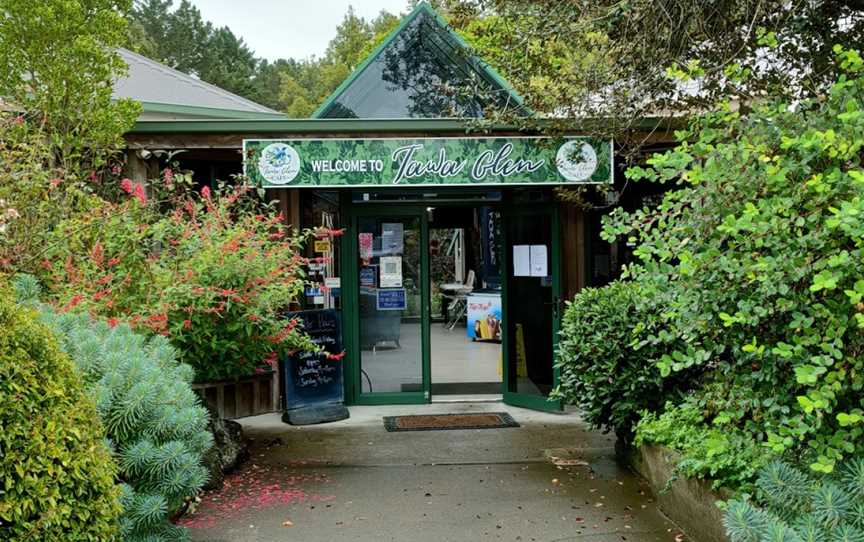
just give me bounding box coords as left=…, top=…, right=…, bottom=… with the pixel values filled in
left=358, top=216, right=423, bottom=393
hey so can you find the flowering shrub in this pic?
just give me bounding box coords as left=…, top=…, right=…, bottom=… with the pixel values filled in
left=41, top=183, right=317, bottom=381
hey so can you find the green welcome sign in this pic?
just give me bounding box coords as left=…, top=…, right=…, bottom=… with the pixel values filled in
left=243, top=137, right=612, bottom=188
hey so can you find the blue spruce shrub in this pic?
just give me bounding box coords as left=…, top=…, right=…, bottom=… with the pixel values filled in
left=37, top=309, right=213, bottom=541
left=724, top=459, right=864, bottom=542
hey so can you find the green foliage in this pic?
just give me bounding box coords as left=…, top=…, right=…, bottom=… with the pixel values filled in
left=635, top=403, right=774, bottom=491
left=0, top=0, right=139, bottom=171
left=463, top=1, right=864, bottom=143
left=40, top=183, right=315, bottom=381
left=552, top=281, right=677, bottom=439
left=724, top=459, right=864, bottom=542
left=605, top=50, right=864, bottom=484
left=0, top=287, right=121, bottom=541
left=0, top=121, right=116, bottom=275
left=33, top=299, right=213, bottom=541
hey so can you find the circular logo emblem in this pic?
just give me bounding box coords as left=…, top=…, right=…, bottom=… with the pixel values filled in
left=257, top=142, right=301, bottom=185
left=556, top=140, right=598, bottom=182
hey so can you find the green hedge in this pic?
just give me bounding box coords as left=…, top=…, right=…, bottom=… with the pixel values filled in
left=0, top=290, right=120, bottom=541
left=552, top=281, right=679, bottom=439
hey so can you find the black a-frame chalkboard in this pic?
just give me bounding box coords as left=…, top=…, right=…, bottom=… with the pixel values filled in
left=280, top=309, right=349, bottom=425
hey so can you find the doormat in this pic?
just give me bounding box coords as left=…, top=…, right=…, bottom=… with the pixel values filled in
left=383, top=412, right=519, bottom=432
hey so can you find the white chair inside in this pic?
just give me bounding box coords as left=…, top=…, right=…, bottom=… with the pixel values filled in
left=443, top=270, right=475, bottom=330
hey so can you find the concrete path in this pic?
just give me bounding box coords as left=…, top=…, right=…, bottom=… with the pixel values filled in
left=182, top=403, right=685, bottom=542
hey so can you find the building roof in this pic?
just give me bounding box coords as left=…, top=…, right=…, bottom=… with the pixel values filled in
left=114, top=48, right=285, bottom=120
left=312, top=2, right=529, bottom=119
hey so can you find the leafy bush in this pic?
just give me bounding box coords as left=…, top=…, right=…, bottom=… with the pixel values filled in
left=0, top=287, right=120, bottom=540
left=552, top=281, right=678, bottom=439
left=635, top=402, right=773, bottom=491
left=40, top=184, right=315, bottom=381
left=21, top=278, right=213, bottom=541
left=724, top=459, right=864, bottom=542
left=600, top=48, right=864, bottom=479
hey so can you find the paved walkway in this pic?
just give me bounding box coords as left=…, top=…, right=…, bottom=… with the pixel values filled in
left=183, top=403, right=684, bottom=542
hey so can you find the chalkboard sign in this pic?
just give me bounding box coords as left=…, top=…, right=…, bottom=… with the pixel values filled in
left=281, top=309, right=349, bottom=424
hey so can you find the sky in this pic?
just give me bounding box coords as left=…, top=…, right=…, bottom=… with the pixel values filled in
left=188, top=1, right=412, bottom=61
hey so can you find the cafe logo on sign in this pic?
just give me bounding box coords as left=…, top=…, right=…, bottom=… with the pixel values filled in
left=258, top=142, right=301, bottom=185
left=556, top=140, right=598, bottom=182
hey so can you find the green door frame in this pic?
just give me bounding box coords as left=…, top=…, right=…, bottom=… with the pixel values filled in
left=341, top=202, right=431, bottom=405
left=338, top=192, right=562, bottom=411
left=500, top=202, right=564, bottom=412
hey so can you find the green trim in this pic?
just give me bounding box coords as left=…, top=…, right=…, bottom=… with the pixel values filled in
left=128, top=116, right=678, bottom=135
left=356, top=392, right=428, bottom=405
left=132, top=118, right=494, bottom=134
left=420, top=209, right=432, bottom=400
left=339, top=191, right=357, bottom=404
left=503, top=391, right=562, bottom=412
left=139, top=101, right=286, bottom=120
left=310, top=2, right=528, bottom=118
left=346, top=205, right=432, bottom=404
left=311, top=3, right=427, bottom=118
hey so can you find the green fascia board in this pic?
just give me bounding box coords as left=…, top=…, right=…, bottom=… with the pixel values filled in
left=131, top=118, right=509, bottom=134
left=139, top=101, right=287, bottom=120
left=128, top=116, right=678, bottom=135
left=310, top=2, right=528, bottom=118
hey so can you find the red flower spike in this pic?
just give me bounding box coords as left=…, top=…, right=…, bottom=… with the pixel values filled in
left=120, top=178, right=134, bottom=194
left=325, top=351, right=346, bottom=361
left=132, top=183, right=147, bottom=205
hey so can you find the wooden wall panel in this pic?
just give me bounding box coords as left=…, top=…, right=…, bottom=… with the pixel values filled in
left=560, top=203, right=586, bottom=301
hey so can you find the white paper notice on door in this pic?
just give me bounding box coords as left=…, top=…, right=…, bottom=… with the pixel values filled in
left=513, top=245, right=530, bottom=276
left=379, top=256, right=403, bottom=287
left=530, top=245, right=548, bottom=277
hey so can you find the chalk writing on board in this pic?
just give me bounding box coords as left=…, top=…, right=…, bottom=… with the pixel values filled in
left=282, top=309, right=344, bottom=410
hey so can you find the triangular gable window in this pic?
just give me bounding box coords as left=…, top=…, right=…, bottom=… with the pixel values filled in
left=313, top=4, right=528, bottom=119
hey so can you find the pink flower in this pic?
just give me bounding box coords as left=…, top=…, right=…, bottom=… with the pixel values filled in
left=201, top=186, right=211, bottom=200
left=163, top=168, right=174, bottom=183
left=120, top=178, right=134, bottom=194
left=132, top=183, right=147, bottom=205
left=183, top=319, right=192, bottom=329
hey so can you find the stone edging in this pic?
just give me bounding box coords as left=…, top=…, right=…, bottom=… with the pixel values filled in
left=628, top=444, right=731, bottom=542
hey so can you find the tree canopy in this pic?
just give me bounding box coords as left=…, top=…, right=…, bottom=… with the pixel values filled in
left=458, top=0, right=864, bottom=137
left=125, top=1, right=402, bottom=116
left=0, top=0, right=140, bottom=170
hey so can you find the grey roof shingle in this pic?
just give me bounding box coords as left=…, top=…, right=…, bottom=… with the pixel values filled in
left=113, top=48, right=279, bottom=115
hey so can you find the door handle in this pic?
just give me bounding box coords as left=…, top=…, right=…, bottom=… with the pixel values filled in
left=544, top=296, right=562, bottom=320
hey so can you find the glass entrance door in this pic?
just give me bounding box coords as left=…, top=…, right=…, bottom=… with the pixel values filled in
left=347, top=208, right=430, bottom=404
left=502, top=205, right=563, bottom=411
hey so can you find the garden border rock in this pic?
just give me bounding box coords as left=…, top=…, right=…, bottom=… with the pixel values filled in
left=628, top=444, right=730, bottom=542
